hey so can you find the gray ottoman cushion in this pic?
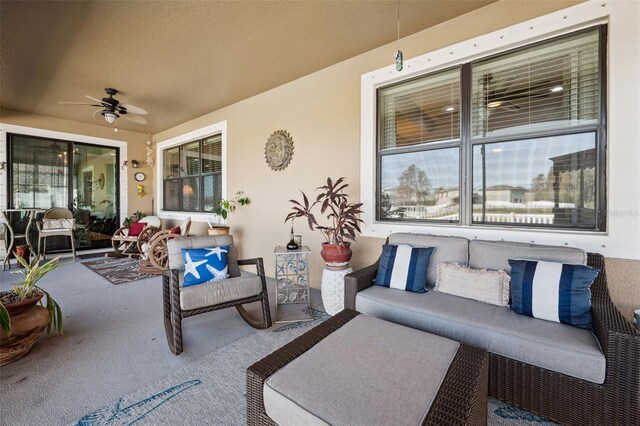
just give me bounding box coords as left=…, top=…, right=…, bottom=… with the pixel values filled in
left=179, top=275, right=262, bottom=310
left=469, top=240, right=586, bottom=273
left=264, top=314, right=460, bottom=426
left=389, top=233, right=469, bottom=285
left=356, top=286, right=605, bottom=384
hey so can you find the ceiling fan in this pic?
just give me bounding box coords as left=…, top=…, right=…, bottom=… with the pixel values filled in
left=59, top=88, right=148, bottom=130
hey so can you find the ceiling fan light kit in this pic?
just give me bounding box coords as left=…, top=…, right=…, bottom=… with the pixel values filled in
left=59, top=87, right=148, bottom=131
left=103, top=111, right=118, bottom=124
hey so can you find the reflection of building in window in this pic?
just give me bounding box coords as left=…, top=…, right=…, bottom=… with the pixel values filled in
left=549, top=148, right=597, bottom=227
left=483, top=185, right=527, bottom=205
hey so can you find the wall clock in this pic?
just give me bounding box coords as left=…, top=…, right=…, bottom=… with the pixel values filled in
left=134, top=172, right=146, bottom=182
left=265, top=130, right=294, bottom=171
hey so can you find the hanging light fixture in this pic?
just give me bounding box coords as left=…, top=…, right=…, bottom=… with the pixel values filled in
left=394, top=0, right=403, bottom=71
left=103, top=111, right=118, bottom=124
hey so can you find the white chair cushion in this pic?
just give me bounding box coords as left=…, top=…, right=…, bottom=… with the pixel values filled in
left=142, top=216, right=162, bottom=228
left=43, top=218, right=75, bottom=230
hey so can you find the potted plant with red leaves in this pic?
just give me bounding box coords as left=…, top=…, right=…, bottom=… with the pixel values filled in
left=285, top=177, right=363, bottom=266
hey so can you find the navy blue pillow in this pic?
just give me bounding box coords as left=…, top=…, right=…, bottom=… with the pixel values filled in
left=509, top=259, right=600, bottom=329
left=181, top=246, right=230, bottom=287
left=374, top=244, right=434, bottom=293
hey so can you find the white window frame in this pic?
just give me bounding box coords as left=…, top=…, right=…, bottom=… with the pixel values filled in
left=155, top=120, right=227, bottom=222
left=0, top=124, right=128, bottom=221
left=360, top=1, right=640, bottom=260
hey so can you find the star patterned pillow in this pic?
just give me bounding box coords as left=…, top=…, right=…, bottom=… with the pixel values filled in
left=181, top=246, right=230, bottom=287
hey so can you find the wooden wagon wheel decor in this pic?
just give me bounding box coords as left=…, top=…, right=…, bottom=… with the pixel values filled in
left=137, top=227, right=157, bottom=248
left=265, top=130, right=294, bottom=171
left=111, top=227, right=136, bottom=257
left=148, top=233, right=175, bottom=271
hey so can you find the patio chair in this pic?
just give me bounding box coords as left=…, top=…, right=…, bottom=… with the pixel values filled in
left=110, top=216, right=161, bottom=258
left=36, top=207, right=77, bottom=261
left=139, top=218, right=192, bottom=274
left=164, top=235, right=272, bottom=355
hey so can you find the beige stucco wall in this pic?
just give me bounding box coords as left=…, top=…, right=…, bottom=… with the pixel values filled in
left=1, top=108, right=153, bottom=216
left=154, top=0, right=639, bottom=322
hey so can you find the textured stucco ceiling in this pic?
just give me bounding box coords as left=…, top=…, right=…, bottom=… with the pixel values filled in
left=1, top=0, right=495, bottom=133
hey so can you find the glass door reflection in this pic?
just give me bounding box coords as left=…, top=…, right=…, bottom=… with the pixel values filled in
left=72, top=144, right=118, bottom=249
left=8, top=135, right=119, bottom=252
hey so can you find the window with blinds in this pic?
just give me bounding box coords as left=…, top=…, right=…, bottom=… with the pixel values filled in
left=472, top=29, right=599, bottom=139
left=162, top=135, right=223, bottom=212
left=376, top=26, right=606, bottom=231
left=379, top=68, right=460, bottom=150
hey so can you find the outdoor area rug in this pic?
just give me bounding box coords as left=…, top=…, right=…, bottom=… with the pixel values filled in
left=81, top=257, right=155, bottom=285
left=72, top=309, right=556, bottom=426
left=77, top=251, right=115, bottom=260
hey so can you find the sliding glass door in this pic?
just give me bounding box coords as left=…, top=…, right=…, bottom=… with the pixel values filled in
left=71, top=143, right=119, bottom=249
left=7, top=134, right=119, bottom=251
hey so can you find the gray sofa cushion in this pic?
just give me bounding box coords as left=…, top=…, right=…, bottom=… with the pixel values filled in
left=469, top=240, right=586, bottom=273
left=167, top=235, right=241, bottom=277
left=388, top=233, right=469, bottom=285
left=356, top=286, right=605, bottom=384
left=264, top=314, right=460, bottom=426
left=179, top=275, right=262, bottom=310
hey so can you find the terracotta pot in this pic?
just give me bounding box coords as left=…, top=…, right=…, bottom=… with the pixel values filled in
left=320, top=242, right=352, bottom=265
left=4, top=292, right=44, bottom=315
left=0, top=294, right=49, bottom=366
left=207, top=226, right=230, bottom=236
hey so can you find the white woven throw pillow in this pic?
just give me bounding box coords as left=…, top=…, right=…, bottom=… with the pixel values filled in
left=435, top=263, right=510, bottom=307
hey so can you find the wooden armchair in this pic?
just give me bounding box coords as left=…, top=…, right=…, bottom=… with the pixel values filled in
left=110, top=216, right=161, bottom=258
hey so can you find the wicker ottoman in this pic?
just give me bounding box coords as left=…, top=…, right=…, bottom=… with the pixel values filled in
left=247, top=309, right=488, bottom=426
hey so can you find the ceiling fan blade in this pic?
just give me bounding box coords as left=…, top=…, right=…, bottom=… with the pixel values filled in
left=59, top=102, right=102, bottom=106
left=120, top=103, right=147, bottom=115
left=94, top=109, right=104, bottom=120
left=122, top=114, right=147, bottom=125
left=86, top=95, right=106, bottom=105
left=502, top=101, right=521, bottom=111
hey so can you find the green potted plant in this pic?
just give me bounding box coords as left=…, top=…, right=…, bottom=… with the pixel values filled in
left=285, top=177, right=363, bottom=265
left=207, top=191, right=251, bottom=235
left=123, top=211, right=146, bottom=227
left=0, top=255, right=63, bottom=365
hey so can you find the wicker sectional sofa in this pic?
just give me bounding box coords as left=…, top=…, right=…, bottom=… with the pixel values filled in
left=344, top=233, right=640, bottom=426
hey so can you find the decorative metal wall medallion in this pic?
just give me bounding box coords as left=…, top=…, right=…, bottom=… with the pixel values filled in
left=265, top=130, right=294, bottom=171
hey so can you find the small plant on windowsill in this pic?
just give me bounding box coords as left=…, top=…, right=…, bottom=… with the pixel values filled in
left=206, top=191, right=251, bottom=235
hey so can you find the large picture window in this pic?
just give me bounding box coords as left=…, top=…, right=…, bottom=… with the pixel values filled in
left=162, top=134, right=223, bottom=212
left=377, top=26, right=606, bottom=231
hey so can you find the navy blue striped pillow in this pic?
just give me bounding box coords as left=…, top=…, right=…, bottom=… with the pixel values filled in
left=374, top=244, right=434, bottom=293
left=509, top=259, right=600, bottom=329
